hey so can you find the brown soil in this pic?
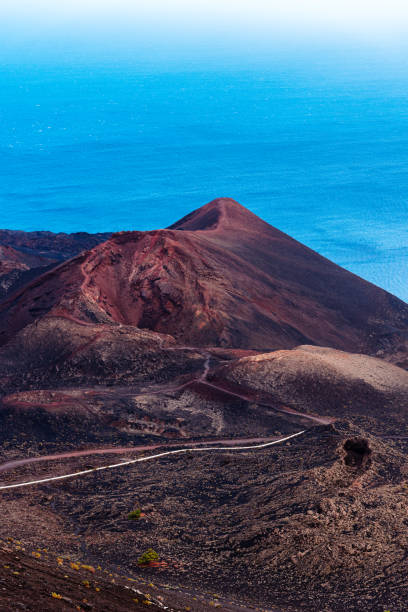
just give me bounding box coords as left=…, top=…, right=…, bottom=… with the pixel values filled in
left=1, top=199, right=408, bottom=611
left=1, top=422, right=408, bottom=611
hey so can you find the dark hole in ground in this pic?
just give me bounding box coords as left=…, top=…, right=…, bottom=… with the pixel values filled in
left=343, top=438, right=372, bottom=469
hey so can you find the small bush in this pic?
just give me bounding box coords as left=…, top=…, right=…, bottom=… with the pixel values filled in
left=138, top=548, right=159, bottom=565
left=128, top=508, right=142, bottom=520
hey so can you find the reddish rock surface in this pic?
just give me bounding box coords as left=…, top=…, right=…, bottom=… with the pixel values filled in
left=1, top=201, right=408, bottom=611
left=0, top=229, right=111, bottom=302
left=0, top=229, right=111, bottom=261
left=0, top=198, right=407, bottom=358
left=0, top=244, right=47, bottom=269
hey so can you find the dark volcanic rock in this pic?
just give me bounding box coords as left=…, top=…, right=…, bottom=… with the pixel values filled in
left=0, top=316, right=201, bottom=394
left=0, top=244, right=53, bottom=301
left=210, top=345, right=408, bottom=433
left=0, top=543, right=168, bottom=611
left=0, top=229, right=111, bottom=261
left=1, top=200, right=408, bottom=611
left=0, top=229, right=111, bottom=301
left=2, top=422, right=408, bottom=611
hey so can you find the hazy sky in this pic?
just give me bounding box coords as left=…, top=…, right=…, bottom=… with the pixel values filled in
left=2, top=0, right=408, bottom=43
left=2, top=0, right=408, bottom=25
left=0, top=0, right=406, bottom=71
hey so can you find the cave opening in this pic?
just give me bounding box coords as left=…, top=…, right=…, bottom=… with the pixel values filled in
left=343, top=438, right=372, bottom=469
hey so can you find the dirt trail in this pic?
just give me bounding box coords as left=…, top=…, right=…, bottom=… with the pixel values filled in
left=165, top=347, right=333, bottom=425
left=0, top=344, right=330, bottom=481
left=199, top=352, right=211, bottom=381
left=0, top=431, right=305, bottom=491
left=0, top=437, right=280, bottom=474
left=199, top=379, right=332, bottom=425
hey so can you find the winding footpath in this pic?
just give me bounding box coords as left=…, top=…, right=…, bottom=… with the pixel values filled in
left=165, top=347, right=332, bottom=425
left=0, top=431, right=305, bottom=491
left=0, top=437, right=281, bottom=474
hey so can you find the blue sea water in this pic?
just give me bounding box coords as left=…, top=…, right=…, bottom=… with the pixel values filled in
left=0, top=57, right=407, bottom=301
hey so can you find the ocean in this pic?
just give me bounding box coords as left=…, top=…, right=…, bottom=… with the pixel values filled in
left=0, top=58, right=407, bottom=301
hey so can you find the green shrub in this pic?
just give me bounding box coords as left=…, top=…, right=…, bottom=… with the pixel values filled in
left=138, top=548, right=159, bottom=565
left=128, top=508, right=142, bottom=520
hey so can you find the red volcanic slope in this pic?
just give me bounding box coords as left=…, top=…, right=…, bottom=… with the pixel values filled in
left=0, top=245, right=48, bottom=270
left=0, top=245, right=53, bottom=300
left=0, top=245, right=28, bottom=264
left=0, top=231, right=112, bottom=301
left=0, top=229, right=111, bottom=261
left=0, top=198, right=407, bottom=353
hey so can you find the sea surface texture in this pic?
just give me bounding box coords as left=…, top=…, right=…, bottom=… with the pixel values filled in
left=0, top=60, right=407, bottom=301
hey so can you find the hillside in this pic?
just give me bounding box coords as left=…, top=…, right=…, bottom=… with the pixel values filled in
left=0, top=199, right=407, bottom=359
left=1, top=199, right=408, bottom=611
left=0, top=229, right=111, bottom=302
left=210, top=345, right=408, bottom=433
